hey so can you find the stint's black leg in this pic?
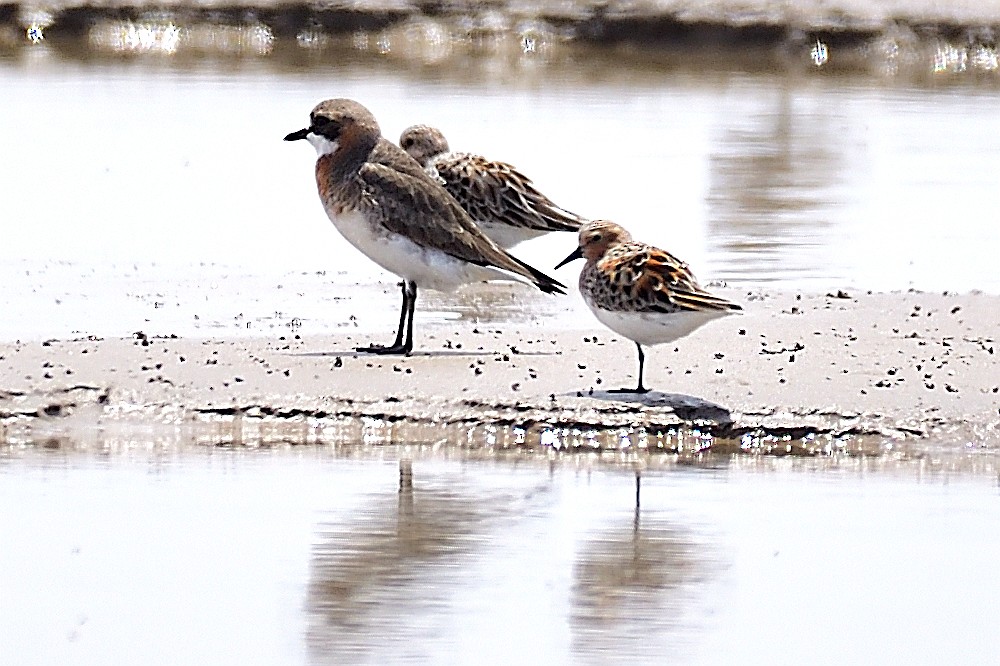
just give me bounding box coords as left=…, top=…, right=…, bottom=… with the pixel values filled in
left=609, top=342, right=651, bottom=394
left=635, top=343, right=649, bottom=393
left=356, top=280, right=415, bottom=355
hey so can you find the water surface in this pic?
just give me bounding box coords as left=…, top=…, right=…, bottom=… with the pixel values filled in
left=4, top=19, right=1000, bottom=666
left=3, top=49, right=999, bottom=339
left=2, top=447, right=998, bottom=664
left=3, top=58, right=999, bottom=276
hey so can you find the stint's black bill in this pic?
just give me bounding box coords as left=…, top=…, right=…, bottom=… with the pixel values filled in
left=555, top=246, right=583, bottom=270
left=284, top=128, right=310, bottom=141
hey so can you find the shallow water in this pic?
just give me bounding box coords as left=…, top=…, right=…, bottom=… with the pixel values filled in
left=6, top=58, right=998, bottom=296
left=2, top=446, right=999, bottom=664
left=4, top=30, right=1000, bottom=665
left=3, top=48, right=1000, bottom=339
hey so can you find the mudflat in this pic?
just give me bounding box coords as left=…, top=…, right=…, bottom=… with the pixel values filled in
left=3, top=283, right=998, bottom=458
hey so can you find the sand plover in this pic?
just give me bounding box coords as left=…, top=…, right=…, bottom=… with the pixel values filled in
left=399, top=124, right=586, bottom=249
left=555, top=220, right=741, bottom=393
left=285, top=99, right=566, bottom=355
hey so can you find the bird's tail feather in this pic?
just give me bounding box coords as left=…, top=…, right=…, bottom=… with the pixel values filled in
left=511, top=256, right=566, bottom=295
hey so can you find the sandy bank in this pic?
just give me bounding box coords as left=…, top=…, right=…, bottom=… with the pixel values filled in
left=5, top=0, right=1000, bottom=64
left=2, top=287, right=998, bottom=458
left=9, top=0, right=1000, bottom=33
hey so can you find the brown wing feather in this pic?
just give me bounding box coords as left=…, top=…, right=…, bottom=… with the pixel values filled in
left=356, top=160, right=565, bottom=294
left=369, top=137, right=430, bottom=180
left=434, top=154, right=585, bottom=233
left=493, top=162, right=586, bottom=232
left=604, top=244, right=741, bottom=313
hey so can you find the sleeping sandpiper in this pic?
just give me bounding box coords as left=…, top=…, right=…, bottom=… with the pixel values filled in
left=399, top=124, right=586, bottom=249
left=556, top=220, right=741, bottom=393
left=285, top=99, right=566, bottom=355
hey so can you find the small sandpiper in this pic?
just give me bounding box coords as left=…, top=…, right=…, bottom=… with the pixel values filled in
left=555, top=220, right=742, bottom=393
left=399, top=124, right=586, bottom=249
left=285, top=99, right=565, bottom=355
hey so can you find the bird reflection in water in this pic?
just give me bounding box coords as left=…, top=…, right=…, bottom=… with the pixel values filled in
left=570, top=489, right=714, bottom=662
left=307, top=460, right=717, bottom=663
left=306, top=459, right=548, bottom=661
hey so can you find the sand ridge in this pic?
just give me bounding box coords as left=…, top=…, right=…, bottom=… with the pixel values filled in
left=2, top=288, right=998, bottom=457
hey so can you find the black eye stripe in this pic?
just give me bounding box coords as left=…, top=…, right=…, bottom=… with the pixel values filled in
left=310, top=116, right=341, bottom=140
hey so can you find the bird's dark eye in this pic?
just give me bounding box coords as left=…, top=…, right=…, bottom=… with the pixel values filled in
left=311, top=116, right=341, bottom=140
left=402, top=137, right=413, bottom=148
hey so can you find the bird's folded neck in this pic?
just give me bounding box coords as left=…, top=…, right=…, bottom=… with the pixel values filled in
left=314, top=125, right=377, bottom=182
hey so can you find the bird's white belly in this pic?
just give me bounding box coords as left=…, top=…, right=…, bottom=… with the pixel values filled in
left=325, top=207, right=524, bottom=291
left=476, top=219, right=545, bottom=249
left=588, top=305, right=734, bottom=347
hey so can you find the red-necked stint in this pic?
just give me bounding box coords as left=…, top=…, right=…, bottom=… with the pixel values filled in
left=555, top=220, right=742, bottom=393
left=399, top=124, right=586, bottom=249
left=285, top=99, right=565, bottom=355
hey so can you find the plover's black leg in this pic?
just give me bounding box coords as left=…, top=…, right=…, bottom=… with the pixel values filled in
left=287, top=99, right=566, bottom=357
left=400, top=282, right=417, bottom=354
left=356, top=281, right=415, bottom=355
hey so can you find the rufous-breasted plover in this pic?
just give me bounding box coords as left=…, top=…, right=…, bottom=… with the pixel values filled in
left=285, top=99, right=565, bottom=355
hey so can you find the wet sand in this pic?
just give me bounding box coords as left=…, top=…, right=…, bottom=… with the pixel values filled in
left=7, top=0, right=1000, bottom=38
left=3, top=281, right=998, bottom=457
left=6, top=0, right=1000, bottom=78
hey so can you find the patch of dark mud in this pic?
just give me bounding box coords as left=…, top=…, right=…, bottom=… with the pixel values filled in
left=110, top=398, right=1000, bottom=457
left=2, top=2, right=999, bottom=83
left=3, top=387, right=996, bottom=463
left=0, top=385, right=109, bottom=419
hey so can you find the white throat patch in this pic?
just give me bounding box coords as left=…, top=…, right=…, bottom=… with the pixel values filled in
left=306, top=133, right=339, bottom=157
